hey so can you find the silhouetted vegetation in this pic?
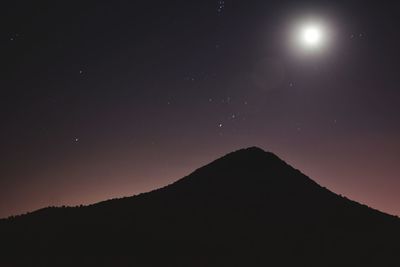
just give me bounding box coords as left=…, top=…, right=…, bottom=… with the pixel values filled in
left=1, top=147, right=399, bottom=266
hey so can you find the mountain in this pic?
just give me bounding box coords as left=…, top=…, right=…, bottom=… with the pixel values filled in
left=1, top=147, right=399, bottom=267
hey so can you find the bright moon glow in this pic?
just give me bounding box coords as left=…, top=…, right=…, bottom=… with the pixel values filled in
left=288, top=18, right=332, bottom=56
left=301, top=25, right=323, bottom=46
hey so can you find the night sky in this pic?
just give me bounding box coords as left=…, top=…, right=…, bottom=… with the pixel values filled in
left=1, top=1, right=400, bottom=218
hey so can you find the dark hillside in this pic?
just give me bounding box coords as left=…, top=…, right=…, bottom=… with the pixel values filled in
left=1, top=147, right=399, bottom=267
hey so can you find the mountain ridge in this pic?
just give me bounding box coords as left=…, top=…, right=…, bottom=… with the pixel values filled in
left=2, top=146, right=398, bottom=221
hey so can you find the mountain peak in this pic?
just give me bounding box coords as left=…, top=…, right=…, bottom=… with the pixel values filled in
left=228, top=146, right=272, bottom=155
left=196, top=146, right=286, bottom=174
left=167, top=146, right=296, bottom=195
left=213, top=146, right=282, bottom=164
left=238, top=146, right=266, bottom=152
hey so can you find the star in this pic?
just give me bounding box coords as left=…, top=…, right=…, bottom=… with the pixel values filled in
left=216, top=0, right=225, bottom=14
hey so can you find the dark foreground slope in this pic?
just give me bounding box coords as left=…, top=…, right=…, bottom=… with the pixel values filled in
left=1, top=147, right=399, bottom=267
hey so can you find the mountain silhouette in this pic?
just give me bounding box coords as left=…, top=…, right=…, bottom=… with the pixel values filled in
left=1, top=147, right=399, bottom=267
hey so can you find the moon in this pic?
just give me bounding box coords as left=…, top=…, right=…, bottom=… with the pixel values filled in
left=301, top=24, right=323, bottom=47
left=287, top=17, right=333, bottom=56
left=297, top=22, right=327, bottom=51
